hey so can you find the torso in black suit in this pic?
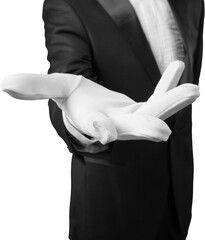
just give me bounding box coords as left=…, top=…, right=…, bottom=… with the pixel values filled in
left=42, top=0, right=204, bottom=239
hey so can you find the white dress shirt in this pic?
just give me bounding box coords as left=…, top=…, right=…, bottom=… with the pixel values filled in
left=63, top=0, right=185, bottom=151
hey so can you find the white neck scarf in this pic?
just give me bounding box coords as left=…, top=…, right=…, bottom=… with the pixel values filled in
left=129, top=0, right=185, bottom=74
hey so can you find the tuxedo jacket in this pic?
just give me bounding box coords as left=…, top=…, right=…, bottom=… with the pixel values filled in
left=42, top=0, right=204, bottom=239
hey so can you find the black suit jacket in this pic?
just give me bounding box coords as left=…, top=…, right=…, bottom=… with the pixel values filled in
left=42, top=0, right=204, bottom=239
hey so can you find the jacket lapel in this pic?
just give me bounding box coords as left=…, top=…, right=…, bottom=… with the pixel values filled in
left=96, top=0, right=188, bottom=87
left=167, top=0, right=189, bottom=86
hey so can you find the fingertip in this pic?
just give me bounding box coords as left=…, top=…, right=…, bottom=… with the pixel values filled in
left=174, top=60, right=185, bottom=71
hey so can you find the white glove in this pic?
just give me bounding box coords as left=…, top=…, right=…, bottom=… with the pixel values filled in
left=1, top=60, right=200, bottom=144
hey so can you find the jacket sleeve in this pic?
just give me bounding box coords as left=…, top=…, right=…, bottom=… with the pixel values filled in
left=42, top=0, right=115, bottom=158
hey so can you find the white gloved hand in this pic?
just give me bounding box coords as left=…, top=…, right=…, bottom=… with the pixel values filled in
left=1, top=60, right=200, bottom=144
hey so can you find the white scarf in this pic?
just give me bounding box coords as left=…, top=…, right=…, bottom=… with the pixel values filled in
left=129, top=0, right=185, bottom=74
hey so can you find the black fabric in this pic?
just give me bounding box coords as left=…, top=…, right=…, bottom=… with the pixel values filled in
left=42, top=0, right=205, bottom=239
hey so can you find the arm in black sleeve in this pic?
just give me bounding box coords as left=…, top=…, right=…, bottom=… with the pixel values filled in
left=42, top=0, right=115, bottom=158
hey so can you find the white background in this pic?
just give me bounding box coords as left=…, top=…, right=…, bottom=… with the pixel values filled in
left=0, top=0, right=204, bottom=239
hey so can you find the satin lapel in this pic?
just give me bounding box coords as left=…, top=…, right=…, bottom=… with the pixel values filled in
left=96, top=0, right=188, bottom=86
left=167, top=0, right=188, bottom=85
left=97, top=0, right=161, bottom=86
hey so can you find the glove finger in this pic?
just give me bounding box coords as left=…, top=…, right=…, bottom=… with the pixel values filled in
left=148, top=60, right=185, bottom=102
left=111, top=114, right=171, bottom=142
left=135, top=83, right=200, bottom=120
left=81, top=112, right=118, bottom=145
left=1, top=72, right=81, bottom=100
